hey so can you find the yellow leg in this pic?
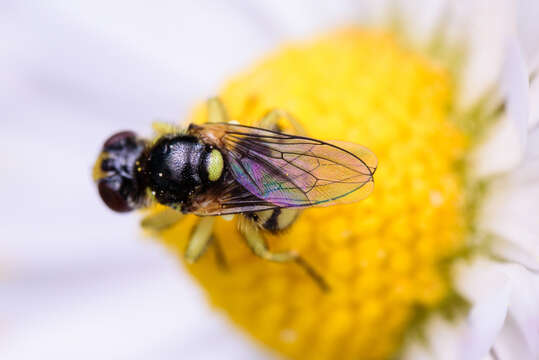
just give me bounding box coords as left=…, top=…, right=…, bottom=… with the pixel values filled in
left=241, top=222, right=329, bottom=291
left=185, top=217, right=227, bottom=268
left=151, top=122, right=181, bottom=137
left=185, top=217, right=216, bottom=263
left=257, top=109, right=307, bottom=136
left=207, top=97, right=229, bottom=123
left=212, top=236, right=228, bottom=270
left=143, top=208, right=227, bottom=267
left=141, top=207, right=185, bottom=232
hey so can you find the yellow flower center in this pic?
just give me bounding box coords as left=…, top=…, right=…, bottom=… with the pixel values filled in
left=156, top=29, right=470, bottom=359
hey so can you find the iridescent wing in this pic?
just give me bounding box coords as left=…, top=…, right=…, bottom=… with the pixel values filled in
left=188, top=123, right=377, bottom=212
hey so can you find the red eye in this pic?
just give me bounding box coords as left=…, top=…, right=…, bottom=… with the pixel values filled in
left=103, top=131, right=137, bottom=150
left=98, top=176, right=133, bottom=213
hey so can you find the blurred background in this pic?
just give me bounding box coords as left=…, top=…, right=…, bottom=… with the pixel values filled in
left=0, top=1, right=366, bottom=359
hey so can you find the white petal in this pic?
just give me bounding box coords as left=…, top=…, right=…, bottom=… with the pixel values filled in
left=489, top=264, right=539, bottom=360
left=401, top=316, right=465, bottom=360
left=491, top=236, right=539, bottom=273
left=529, top=76, right=539, bottom=129
left=525, top=126, right=539, bottom=160
left=396, top=0, right=447, bottom=45
left=451, top=0, right=516, bottom=109
left=501, top=38, right=531, bottom=153
left=236, top=0, right=364, bottom=39
left=516, top=0, right=539, bottom=74
left=493, top=315, right=537, bottom=360
left=481, top=185, right=539, bottom=270
left=428, top=317, right=466, bottom=360
left=471, top=38, right=529, bottom=176
left=480, top=126, right=539, bottom=268
left=401, top=341, right=434, bottom=360
left=456, top=259, right=539, bottom=360
left=404, top=258, right=539, bottom=360
left=471, top=113, right=523, bottom=177
left=455, top=259, right=512, bottom=360
left=502, top=266, right=539, bottom=357
left=357, top=0, right=393, bottom=25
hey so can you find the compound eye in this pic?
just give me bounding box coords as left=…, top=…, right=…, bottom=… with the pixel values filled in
left=98, top=176, right=134, bottom=213
left=103, top=131, right=137, bottom=151
left=205, top=149, right=224, bottom=182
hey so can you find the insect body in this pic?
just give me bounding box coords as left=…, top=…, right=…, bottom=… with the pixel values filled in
left=94, top=98, right=377, bottom=290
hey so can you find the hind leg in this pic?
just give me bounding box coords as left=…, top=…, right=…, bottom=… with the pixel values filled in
left=240, top=221, right=329, bottom=291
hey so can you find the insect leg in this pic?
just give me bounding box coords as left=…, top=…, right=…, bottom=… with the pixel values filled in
left=257, top=109, right=307, bottom=136
left=151, top=122, right=181, bottom=137
left=141, top=207, right=185, bottom=232
left=247, top=208, right=301, bottom=234
left=207, top=97, right=229, bottom=123
left=211, top=235, right=228, bottom=270
left=185, top=216, right=216, bottom=263
left=240, top=222, right=329, bottom=291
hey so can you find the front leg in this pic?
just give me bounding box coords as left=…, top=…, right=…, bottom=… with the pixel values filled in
left=185, top=217, right=216, bottom=263
left=151, top=122, right=182, bottom=137
left=240, top=221, right=329, bottom=291
left=141, top=207, right=185, bottom=233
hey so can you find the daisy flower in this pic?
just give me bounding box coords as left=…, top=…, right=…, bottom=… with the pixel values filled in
left=2, top=1, right=538, bottom=360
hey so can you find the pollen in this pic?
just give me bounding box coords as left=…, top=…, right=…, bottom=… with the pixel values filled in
left=154, top=29, right=470, bottom=359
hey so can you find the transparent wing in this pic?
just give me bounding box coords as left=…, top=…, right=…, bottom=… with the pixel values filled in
left=190, top=123, right=377, bottom=209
